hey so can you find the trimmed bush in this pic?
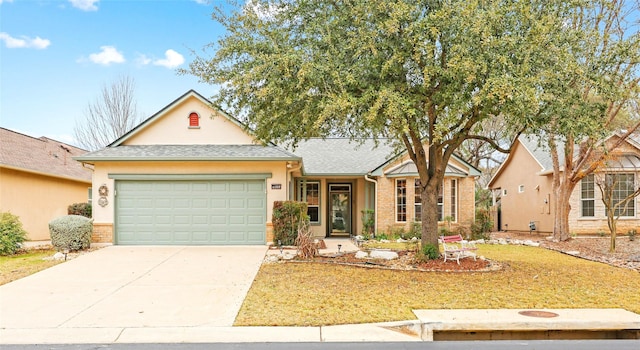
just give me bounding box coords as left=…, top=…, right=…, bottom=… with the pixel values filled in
left=49, top=215, right=93, bottom=251
left=68, top=202, right=92, bottom=218
left=419, top=243, right=440, bottom=261
left=272, top=201, right=308, bottom=245
left=0, top=212, right=28, bottom=255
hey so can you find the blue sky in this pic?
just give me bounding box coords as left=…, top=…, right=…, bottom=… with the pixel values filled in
left=1, top=0, right=226, bottom=147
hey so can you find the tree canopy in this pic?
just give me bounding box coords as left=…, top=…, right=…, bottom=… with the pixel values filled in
left=187, top=0, right=586, bottom=247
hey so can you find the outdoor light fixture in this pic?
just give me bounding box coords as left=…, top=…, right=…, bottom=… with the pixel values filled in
left=337, top=244, right=342, bottom=253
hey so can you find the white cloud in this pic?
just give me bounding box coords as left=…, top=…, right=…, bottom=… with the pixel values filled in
left=135, top=53, right=152, bottom=66
left=69, top=0, right=99, bottom=11
left=193, top=0, right=209, bottom=4
left=0, top=0, right=15, bottom=4
left=88, top=46, right=125, bottom=65
left=153, top=49, right=184, bottom=69
left=0, top=32, right=50, bottom=49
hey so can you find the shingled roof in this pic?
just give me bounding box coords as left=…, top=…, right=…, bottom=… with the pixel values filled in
left=74, top=144, right=301, bottom=162
left=0, top=128, right=91, bottom=182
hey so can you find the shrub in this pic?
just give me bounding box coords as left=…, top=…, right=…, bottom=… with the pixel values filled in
left=272, top=201, right=308, bottom=245
left=471, top=207, right=493, bottom=240
left=417, top=243, right=440, bottom=261
left=361, top=209, right=375, bottom=236
left=0, top=212, right=28, bottom=255
left=68, top=202, right=92, bottom=218
left=49, top=215, right=93, bottom=251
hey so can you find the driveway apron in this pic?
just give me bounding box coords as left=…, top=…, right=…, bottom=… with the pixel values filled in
left=0, top=246, right=267, bottom=329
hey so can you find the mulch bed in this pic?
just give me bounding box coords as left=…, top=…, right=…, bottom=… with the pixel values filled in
left=303, top=250, right=500, bottom=272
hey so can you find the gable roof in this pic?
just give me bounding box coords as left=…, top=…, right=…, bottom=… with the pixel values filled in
left=384, top=160, right=469, bottom=177
left=291, top=138, right=395, bottom=176
left=74, top=144, right=300, bottom=163
left=109, top=90, right=248, bottom=147
left=0, top=127, right=91, bottom=182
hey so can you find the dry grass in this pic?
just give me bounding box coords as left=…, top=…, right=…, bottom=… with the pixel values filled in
left=235, top=244, right=640, bottom=326
left=0, top=249, right=61, bottom=285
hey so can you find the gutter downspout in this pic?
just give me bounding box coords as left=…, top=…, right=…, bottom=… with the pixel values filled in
left=364, top=174, right=378, bottom=236
left=287, top=162, right=303, bottom=200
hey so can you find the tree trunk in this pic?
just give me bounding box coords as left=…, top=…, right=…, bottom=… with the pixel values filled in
left=607, top=210, right=617, bottom=253
left=552, top=172, right=575, bottom=241
left=421, top=178, right=441, bottom=248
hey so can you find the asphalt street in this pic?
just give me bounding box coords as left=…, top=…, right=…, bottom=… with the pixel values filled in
left=4, top=340, right=640, bottom=350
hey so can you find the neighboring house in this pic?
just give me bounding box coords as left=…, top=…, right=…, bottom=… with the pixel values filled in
left=0, top=128, right=92, bottom=241
left=488, top=134, right=640, bottom=234
left=75, top=90, right=480, bottom=245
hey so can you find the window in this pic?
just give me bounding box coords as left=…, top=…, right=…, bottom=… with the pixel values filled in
left=518, top=185, right=525, bottom=193
left=188, top=112, right=200, bottom=128
left=396, top=179, right=407, bottom=222
left=581, top=174, right=595, bottom=217
left=502, top=189, right=507, bottom=196
left=414, top=179, right=421, bottom=221
left=607, top=173, right=636, bottom=217
left=437, top=182, right=444, bottom=221
left=301, top=181, right=320, bottom=223
left=450, top=179, right=457, bottom=221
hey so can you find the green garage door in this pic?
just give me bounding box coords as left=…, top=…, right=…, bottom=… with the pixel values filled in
left=115, top=180, right=266, bottom=245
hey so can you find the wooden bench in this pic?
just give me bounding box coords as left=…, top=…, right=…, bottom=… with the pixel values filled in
left=439, top=234, right=477, bottom=264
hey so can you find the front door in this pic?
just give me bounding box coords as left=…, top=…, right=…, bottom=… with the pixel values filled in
left=329, top=184, right=351, bottom=237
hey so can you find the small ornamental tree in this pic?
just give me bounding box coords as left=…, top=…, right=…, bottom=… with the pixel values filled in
left=595, top=170, right=640, bottom=252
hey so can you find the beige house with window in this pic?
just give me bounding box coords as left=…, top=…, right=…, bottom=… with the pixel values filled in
left=0, top=128, right=91, bottom=241
left=75, top=90, right=480, bottom=245
left=488, top=134, right=640, bottom=234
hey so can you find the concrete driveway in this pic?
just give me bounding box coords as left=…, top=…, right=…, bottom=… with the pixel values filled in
left=0, top=246, right=267, bottom=329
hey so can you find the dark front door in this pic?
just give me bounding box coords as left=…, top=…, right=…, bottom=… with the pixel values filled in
left=328, top=184, right=351, bottom=237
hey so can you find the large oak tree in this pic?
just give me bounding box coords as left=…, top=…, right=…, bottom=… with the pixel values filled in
left=187, top=0, right=581, bottom=249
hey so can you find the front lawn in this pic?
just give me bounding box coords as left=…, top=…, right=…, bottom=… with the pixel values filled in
left=0, top=249, right=61, bottom=285
left=235, top=244, right=640, bottom=326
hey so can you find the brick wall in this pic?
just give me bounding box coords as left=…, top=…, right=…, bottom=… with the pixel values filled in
left=92, top=223, right=113, bottom=243
left=376, top=175, right=475, bottom=234
left=266, top=223, right=274, bottom=244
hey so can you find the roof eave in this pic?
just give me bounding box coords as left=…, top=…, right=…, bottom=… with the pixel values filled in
left=0, top=164, right=92, bottom=184
left=73, top=156, right=301, bottom=162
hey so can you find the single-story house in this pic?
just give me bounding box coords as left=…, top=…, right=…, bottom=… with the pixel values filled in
left=75, top=90, right=480, bottom=245
left=0, top=127, right=92, bottom=241
left=488, top=134, right=640, bottom=234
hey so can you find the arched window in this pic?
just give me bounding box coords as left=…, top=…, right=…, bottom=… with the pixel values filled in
left=188, top=112, right=200, bottom=128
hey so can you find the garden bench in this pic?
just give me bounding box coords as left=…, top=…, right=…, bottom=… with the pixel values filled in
left=439, top=234, right=477, bottom=264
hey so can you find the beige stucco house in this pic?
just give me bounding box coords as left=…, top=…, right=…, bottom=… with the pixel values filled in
left=488, top=134, right=640, bottom=235
left=75, top=90, right=480, bottom=245
left=0, top=128, right=92, bottom=241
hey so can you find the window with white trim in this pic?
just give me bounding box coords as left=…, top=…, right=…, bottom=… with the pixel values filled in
left=450, top=179, right=457, bottom=221
left=518, top=184, right=525, bottom=193
left=581, top=174, right=595, bottom=217
left=396, top=179, right=407, bottom=222
left=437, top=182, right=444, bottom=221
left=414, top=179, right=421, bottom=221
left=301, top=181, right=320, bottom=223
left=607, top=173, right=636, bottom=217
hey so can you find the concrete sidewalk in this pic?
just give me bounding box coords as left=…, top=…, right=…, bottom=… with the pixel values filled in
left=2, top=309, right=639, bottom=344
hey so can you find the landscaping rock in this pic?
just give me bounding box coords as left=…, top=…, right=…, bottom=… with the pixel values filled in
left=498, top=238, right=508, bottom=245
left=411, top=237, right=418, bottom=241
left=524, top=240, right=540, bottom=247
left=355, top=251, right=369, bottom=259
left=281, top=251, right=297, bottom=260
left=370, top=250, right=399, bottom=260
left=380, top=239, right=390, bottom=243
left=396, top=238, right=407, bottom=243
left=630, top=255, right=640, bottom=262
left=264, top=255, right=279, bottom=263
left=566, top=251, right=580, bottom=256
left=52, top=252, right=65, bottom=261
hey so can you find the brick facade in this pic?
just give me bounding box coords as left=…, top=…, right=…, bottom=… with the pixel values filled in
left=91, top=223, right=113, bottom=243
left=376, top=175, right=475, bottom=235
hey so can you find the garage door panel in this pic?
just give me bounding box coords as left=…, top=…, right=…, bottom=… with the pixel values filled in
left=115, top=180, right=266, bottom=245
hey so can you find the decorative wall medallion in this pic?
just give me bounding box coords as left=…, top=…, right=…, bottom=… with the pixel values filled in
left=98, top=184, right=109, bottom=196
left=98, top=197, right=108, bottom=207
